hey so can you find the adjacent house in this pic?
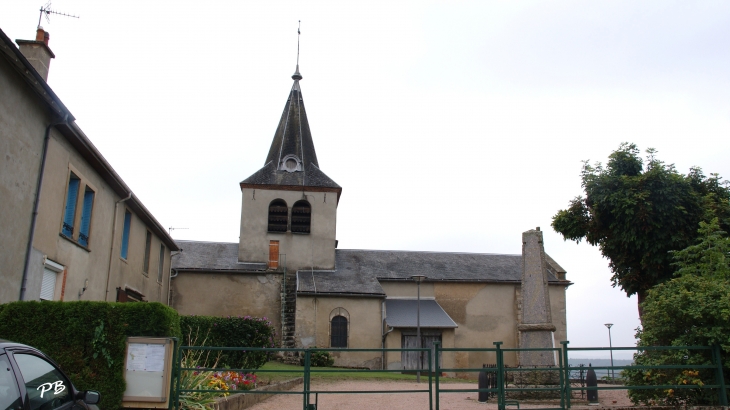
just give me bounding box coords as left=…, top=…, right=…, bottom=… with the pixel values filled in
left=0, top=27, right=178, bottom=305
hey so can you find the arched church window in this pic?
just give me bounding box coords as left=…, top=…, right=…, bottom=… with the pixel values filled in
left=291, top=200, right=311, bottom=234
left=330, top=316, right=348, bottom=348
left=268, top=199, right=288, bottom=233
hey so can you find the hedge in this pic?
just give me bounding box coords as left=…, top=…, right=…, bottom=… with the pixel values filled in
left=0, top=301, right=180, bottom=410
left=180, top=315, right=277, bottom=370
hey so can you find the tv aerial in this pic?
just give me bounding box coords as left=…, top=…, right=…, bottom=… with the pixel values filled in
left=38, top=1, right=79, bottom=28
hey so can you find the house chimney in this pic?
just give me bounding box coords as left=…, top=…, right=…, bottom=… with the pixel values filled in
left=16, top=28, right=55, bottom=81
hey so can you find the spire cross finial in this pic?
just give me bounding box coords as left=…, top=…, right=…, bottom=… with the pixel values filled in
left=292, top=21, right=303, bottom=81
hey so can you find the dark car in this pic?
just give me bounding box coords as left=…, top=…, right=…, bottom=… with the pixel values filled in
left=0, top=340, right=100, bottom=410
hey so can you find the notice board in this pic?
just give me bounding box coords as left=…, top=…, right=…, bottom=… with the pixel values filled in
left=122, top=337, right=174, bottom=408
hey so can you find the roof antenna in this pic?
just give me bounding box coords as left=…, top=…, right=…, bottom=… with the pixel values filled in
left=38, top=1, right=79, bottom=28
left=292, top=21, right=302, bottom=81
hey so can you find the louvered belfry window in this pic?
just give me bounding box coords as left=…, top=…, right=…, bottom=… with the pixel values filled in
left=268, top=199, right=288, bottom=232
left=291, top=200, right=311, bottom=234
left=330, top=315, right=348, bottom=348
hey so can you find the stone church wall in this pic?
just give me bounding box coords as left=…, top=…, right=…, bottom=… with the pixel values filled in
left=379, top=281, right=568, bottom=375
left=295, top=295, right=383, bottom=369
left=172, top=271, right=282, bottom=332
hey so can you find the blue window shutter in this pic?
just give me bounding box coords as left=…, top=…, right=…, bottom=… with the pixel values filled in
left=78, top=189, right=95, bottom=247
left=121, top=211, right=132, bottom=259
left=62, top=176, right=80, bottom=237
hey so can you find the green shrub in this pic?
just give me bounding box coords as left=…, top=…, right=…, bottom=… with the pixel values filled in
left=180, top=315, right=277, bottom=370
left=0, top=301, right=180, bottom=410
left=310, top=350, right=334, bottom=367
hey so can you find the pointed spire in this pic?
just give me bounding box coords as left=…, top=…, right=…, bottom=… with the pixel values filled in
left=239, top=22, right=340, bottom=194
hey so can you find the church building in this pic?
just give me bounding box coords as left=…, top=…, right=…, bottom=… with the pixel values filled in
left=171, top=65, right=571, bottom=371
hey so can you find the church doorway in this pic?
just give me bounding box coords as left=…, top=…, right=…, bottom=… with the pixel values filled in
left=401, top=330, right=442, bottom=371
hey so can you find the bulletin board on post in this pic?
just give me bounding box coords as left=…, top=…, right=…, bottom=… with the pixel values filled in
left=122, top=337, right=174, bottom=408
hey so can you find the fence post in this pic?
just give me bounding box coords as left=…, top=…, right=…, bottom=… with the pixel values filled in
left=168, top=338, right=178, bottom=410
left=712, top=344, right=728, bottom=406
left=561, top=341, right=570, bottom=409
left=174, top=345, right=183, bottom=410
left=494, top=342, right=505, bottom=410
left=303, top=349, right=311, bottom=410
left=433, top=342, right=441, bottom=410
left=428, top=345, right=433, bottom=410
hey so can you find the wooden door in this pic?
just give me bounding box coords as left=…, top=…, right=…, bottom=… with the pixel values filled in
left=401, top=333, right=442, bottom=371
left=421, top=335, right=442, bottom=371
left=401, top=335, right=420, bottom=370
left=268, top=241, right=279, bottom=269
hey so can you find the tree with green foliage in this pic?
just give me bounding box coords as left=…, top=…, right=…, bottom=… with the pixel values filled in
left=552, top=143, right=730, bottom=314
left=625, top=219, right=730, bottom=405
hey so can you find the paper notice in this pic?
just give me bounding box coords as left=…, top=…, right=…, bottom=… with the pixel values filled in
left=126, top=344, right=147, bottom=371
left=145, top=344, right=166, bottom=372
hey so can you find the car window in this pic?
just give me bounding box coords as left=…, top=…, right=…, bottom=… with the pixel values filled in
left=0, top=355, right=22, bottom=410
left=13, top=353, right=73, bottom=410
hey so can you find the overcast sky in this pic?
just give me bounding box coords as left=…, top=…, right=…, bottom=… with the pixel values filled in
left=4, top=1, right=730, bottom=358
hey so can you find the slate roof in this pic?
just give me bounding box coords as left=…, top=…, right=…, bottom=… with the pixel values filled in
left=172, top=240, right=267, bottom=272
left=241, top=161, right=340, bottom=189
left=240, top=71, right=340, bottom=191
left=384, top=299, right=458, bottom=328
left=297, top=249, right=570, bottom=296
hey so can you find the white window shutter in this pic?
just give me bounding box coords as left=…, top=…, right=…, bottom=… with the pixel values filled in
left=40, top=268, right=57, bottom=300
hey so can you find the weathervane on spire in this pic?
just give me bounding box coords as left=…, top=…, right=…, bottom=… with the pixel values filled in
left=292, top=20, right=303, bottom=81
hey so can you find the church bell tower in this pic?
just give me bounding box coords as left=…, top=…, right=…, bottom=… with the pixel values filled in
left=238, top=66, right=342, bottom=273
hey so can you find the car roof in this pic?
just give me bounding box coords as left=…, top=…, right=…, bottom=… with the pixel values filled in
left=0, top=339, right=42, bottom=355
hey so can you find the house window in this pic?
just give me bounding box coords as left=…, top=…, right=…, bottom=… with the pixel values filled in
left=268, top=199, right=288, bottom=232
left=116, top=287, right=145, bottom=302
left=291, top=200, right=311, bottom=234
left=143, top=230, right=152, bottom=275
left=78, top=187, right=95, bottom=247
left=120, top=210, right=132, bottom=259
left=61, top=173, right=80, bottom=237
left=157, top=244, right=165, bottom=282
left=40, top=259, right=63, bottom=301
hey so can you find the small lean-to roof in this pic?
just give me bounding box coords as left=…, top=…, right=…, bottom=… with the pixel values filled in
left=172, top=240, right=267, bottom=272
left=297, top=249, right=570, bottom=296
left=385, top=299, right=458, bottom=328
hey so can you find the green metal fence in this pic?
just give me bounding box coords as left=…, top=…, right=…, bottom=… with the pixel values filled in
left=169, top=343, right=728, bottom=410
left=171, top=346, right=433, bottom=410
left=559, top=341, right=728, bottom=409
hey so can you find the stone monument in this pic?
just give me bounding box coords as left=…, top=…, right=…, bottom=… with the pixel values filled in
left=517, top=227, right=556, bottom=367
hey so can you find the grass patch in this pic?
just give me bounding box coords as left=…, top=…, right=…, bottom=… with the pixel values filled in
left=255, top=362, right=475, bottom=384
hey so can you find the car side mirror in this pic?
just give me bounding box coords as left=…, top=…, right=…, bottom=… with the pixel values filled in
left=81, top=391, right=101, bottom=405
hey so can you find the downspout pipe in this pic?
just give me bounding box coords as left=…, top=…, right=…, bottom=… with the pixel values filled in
left=104, top=192, right=132, bottom=301
left=167, top=250, right=182, bottom=306
left=168, top=267, right=179, bottom=306
left=20, top=115, right=68, bottom=301
left=381, top=300, right=394, bottom=370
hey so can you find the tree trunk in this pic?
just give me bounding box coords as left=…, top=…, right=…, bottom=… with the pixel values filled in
left=637, top=290, right=646, bottom=321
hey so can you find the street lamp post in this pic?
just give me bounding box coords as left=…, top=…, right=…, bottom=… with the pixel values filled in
left=411, top=275, right=426, bottom=383
left=605, top=323, right=614, bottom=380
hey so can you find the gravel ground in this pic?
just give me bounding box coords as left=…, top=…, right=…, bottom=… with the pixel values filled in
left=247, top=381, right=633, bottom=410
